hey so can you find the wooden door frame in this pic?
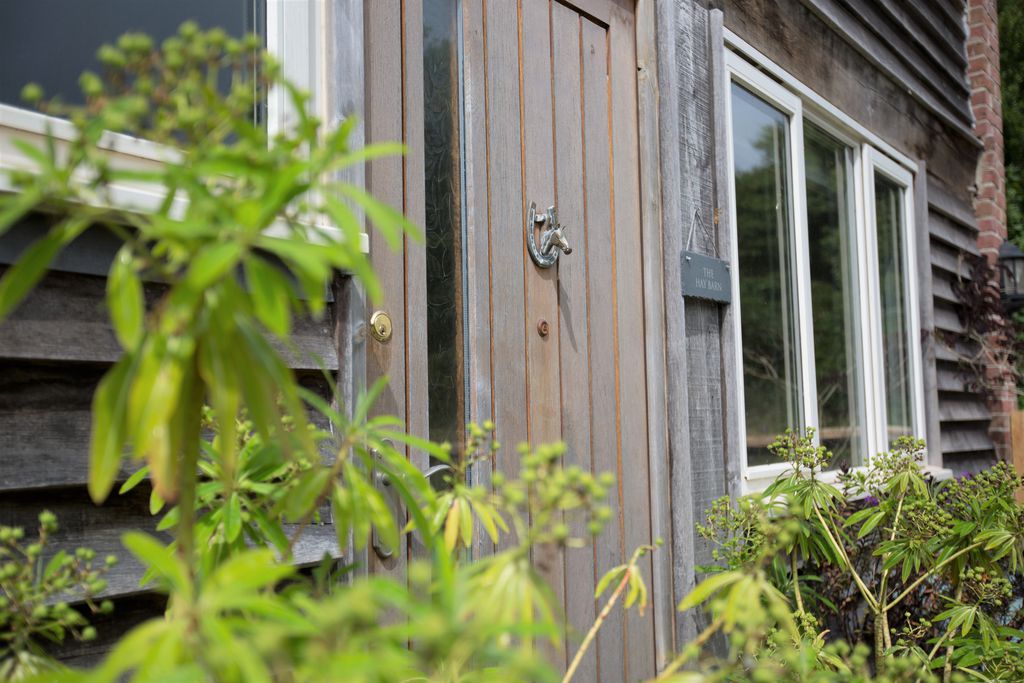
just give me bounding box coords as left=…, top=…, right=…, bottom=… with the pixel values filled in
left=634, top=0, right=674, bottom=670
left=346, top=0, right=677, bottom=670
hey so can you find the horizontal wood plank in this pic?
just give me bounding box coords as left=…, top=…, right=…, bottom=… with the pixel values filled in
left=833, top=0, right=968, bottom=119
left=932, top=305, right=965, bottom=335
left=936, top=365, right=973, bottom=393
left=930, top=275, right=961, bottom=307
left=938, top=394, right=993, bottom=423
left=940, top=426, right=995, bottom=455
left=899, top=1, right=968, bottom=69
left=927, top=178, right=977, bottom=228
left=934, top=332, right=983, bottom=360
left=866, top=0, right=967, bottom=88
left=48, top=593, right=168, bottom=669
left=930, top=241, right=970, bottom=278
left=802, top=0, right=972, bottom=133
left=0, top=270, right=338, bottom=370
left=0, top=362, right=335, bottom=491
left=0, top=485, right=341, bottom=601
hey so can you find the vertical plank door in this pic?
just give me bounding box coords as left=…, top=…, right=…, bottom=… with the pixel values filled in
left=365, top=0, right=662, bottom=678
left=472, top=1, right=659, bottom=678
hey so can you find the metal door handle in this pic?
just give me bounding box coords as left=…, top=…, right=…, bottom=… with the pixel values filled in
left=527, top=202, right=571, bottom=268
left=370, top=456, right=456, bottom=560
left=371, top=442, right=398, bottom=560
left=424, top=463, right=454, bottom=490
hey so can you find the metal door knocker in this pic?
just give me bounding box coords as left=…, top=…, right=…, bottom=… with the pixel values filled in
left=526, top=202, right=571, bottom=268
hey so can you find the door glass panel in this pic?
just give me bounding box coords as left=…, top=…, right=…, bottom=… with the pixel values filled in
left=875, top=173, right=914, bottom=444
left=0, top=0, right=261, bottom=108
left=423, top=0, right=465, bottom=449
left=731, top=83, right=802, bottom=466
left=804, top=124, right=863, bottom=467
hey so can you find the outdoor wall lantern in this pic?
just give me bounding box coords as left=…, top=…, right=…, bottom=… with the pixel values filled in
left=998, top=240, right=1024, bottom=314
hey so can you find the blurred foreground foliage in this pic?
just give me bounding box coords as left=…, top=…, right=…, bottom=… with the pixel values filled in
left=1, top=23, right=1022, bottom=683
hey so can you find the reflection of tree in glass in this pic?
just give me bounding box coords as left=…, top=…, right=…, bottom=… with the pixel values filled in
left=423, top=0, right=464, bottom=449
left=732, top=85, right=800, bottom=466
left=804, top=126, right=861, bottom=468
left=875, top=176, right=913, bottom=444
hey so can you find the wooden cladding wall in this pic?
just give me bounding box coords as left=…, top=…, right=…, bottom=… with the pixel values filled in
left=926, top=181, right=997, bottom=468
left=0, top=263, right=347, bottom=658
left=719, top=0, right=979, bottom=196
left=801, top=0, right=971, bottom=133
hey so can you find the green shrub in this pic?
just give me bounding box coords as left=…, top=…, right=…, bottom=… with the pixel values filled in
left=3, top=23, right=1021, bottom=683
left=0, top=513, right=115, bottom=680
left=677, top=429, right=1024, bottom=682
left=0, top=25, right=642, bottom=683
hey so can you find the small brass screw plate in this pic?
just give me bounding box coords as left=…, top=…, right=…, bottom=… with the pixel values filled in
left=370, top=311, right=393, bottom=343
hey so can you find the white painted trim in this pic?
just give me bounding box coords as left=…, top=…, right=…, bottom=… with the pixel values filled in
left=266, top=0, right=328, bottom=137
left=726, top=53, right=821, bottom=486
left=864, top=149, right=927, bottom=449
left=725, top=43, right=928, bottom=492
left=0, top=0, right=368, bottom=253
left=860, top=149, right=886, bottom=457
left=743, top=461, right=954, bottom=496
left=724, top=28, right=917, bottom=173
left=853, top=143, right=884, bottom=461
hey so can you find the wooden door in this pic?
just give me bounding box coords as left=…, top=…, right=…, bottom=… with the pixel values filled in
left=366, top=0, right=658, bottom=679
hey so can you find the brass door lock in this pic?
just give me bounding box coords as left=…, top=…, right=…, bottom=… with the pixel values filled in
left=370, top=310, right=393, bottom=343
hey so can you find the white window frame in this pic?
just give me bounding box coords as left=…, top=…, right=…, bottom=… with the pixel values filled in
left=862, top=149, right=928, bottom=454
left=0, top=0, right=368, bottom=251
left=722, top=35, right=934, bottom=493
left=724, top=53, right=817, bottom=488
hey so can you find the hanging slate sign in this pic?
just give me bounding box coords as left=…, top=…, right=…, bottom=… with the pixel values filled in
left=681, top=251, right=731, bottom=304
left=680, top=208, right=731, bottom=304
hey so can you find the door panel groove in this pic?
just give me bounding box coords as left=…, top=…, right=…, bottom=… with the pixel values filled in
left=580, top=17, right=626, bottom=681
left=609, top=6, right=657, bottom=677
left=575, top=12, right=604, bottom=681
left=553, top=3, right=594, bottom=678
left=368, top=0, right=659, bottom=676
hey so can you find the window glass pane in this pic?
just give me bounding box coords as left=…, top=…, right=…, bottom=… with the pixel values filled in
left=731, top=83, right=802, bottom=466
left=424, top=0, right=465, bottom=449
left=804, top=125, right=863, bottom=467
left=875, top=173, right=914, bottom=444
left=0, top=0, right=260, bottom=108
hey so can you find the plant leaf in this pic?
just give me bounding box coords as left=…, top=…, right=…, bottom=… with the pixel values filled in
left=108, top=245, right=145, bottom=349
left=0, top=216, right=88, bottom=322
left=224, top=493, right=243, bottom=542
left=122, top=532, right=190, bottom=598
left=678, top=570, right=742, bottom=611
left=245, top=257, right=292, bottom=337
left=88, top=355, right=135, bottom=503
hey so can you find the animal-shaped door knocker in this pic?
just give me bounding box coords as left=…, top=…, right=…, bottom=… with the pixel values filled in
left=526, top=201, right=571, bottom=268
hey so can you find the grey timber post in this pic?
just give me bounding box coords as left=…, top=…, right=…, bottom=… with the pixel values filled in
left=654, top=0, right=734, bottom=648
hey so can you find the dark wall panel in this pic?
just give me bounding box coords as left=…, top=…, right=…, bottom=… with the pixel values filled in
left=718, top=0, right=978, bottom=199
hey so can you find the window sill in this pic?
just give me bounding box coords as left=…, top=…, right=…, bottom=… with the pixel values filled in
left=742, top=460, right=955, bottom=496
left=0, top=104, right=369, bottom=253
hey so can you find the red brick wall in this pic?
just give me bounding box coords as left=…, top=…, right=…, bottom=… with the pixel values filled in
left=967, top=0, right=1015, bottom=461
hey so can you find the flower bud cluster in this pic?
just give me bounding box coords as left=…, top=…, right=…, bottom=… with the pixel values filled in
left=0, top=513, right=117, bottom=661
left=493, top=441, right=615, bottom=546
left=767, top=428, right=832, bottom=474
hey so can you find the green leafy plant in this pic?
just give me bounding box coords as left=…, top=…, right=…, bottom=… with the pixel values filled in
left=0, top=25, right=657, bottom=683
left=11, top=21, right=1022, bottom=683
left=679, top=429, right=1024, bottom=682
left=0, top=513, right=116, bottom=680
left=0, top=21, right=410, bottom=513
